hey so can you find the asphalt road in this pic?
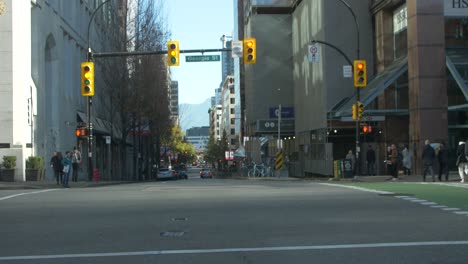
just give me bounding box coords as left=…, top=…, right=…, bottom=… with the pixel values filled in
left=1, top=169, right=468, bottom=263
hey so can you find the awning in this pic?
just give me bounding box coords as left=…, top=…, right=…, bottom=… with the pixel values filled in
left=334, top=56, right=408, bottom=117
left=234, top=145, right=246, bottom=158
left=77, top=112, right=122, bottom=139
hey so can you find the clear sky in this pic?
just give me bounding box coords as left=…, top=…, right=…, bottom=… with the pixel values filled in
left=167, top=0, right=234, bottom=105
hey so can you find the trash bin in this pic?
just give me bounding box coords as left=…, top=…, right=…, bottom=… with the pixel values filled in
left=342, top=159, right=353, bottom=178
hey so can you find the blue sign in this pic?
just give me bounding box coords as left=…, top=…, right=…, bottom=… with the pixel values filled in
left=269, top=107, right=295, bottom=118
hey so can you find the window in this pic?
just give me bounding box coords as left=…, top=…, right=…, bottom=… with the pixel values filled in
left=393, top=5, right=408, bottom=59
left=231, top=129, right=235, bottom=135
left=231, top=139, right=236, bottom=145
left=230, top=88, right=235, bottom=94
left=231, top=119, right=235, bottom=125
left=230, top=108, right=235, bottom=114
left=230, top=98, right=235, bottom=104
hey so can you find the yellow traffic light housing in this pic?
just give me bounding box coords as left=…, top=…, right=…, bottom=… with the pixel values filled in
left=353, top=60, right=367, bottom=87
left=167, top=40, right=180, bottom=66
left=81, top=62, right=95, bottom=97
left=243, top=38, right=256, bottom=64
left=357, top=101, right=364, bottom=119
left=352, top=103, right=358, bottom=120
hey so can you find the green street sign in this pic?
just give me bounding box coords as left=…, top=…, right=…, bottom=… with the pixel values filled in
left=185, top=55, right=220, bottom=62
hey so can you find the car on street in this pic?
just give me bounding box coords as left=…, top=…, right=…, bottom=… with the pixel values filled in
left=200, top=168, right=213, bottom=179
left=176, top=169, right=188, bottom=179
left=157, top=168, right=177, bottom=181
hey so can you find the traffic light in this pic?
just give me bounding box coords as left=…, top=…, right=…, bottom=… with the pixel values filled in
left=243, top=38, right=256, bottom=64
left=81, top=62, right=95, bottom=96
left=167, top=40, right=180, bottom=66
left=357, top=101, right=364, bottom=119
left=362, top=125, right=372, bottom=134
left=353, top=60, right=367, bottom=87
left=75, top=126, right=87, bottom=137
left=352, top=103, right=358, bottom=120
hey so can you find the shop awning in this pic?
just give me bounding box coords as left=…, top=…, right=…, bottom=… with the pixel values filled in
left=446, top=49, right=468, bottom=101
left=77, top=112, right=122, bottom=139
left=333, top=56, right=408, bottom=117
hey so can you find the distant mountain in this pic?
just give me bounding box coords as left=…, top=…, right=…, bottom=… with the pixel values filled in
left=179, top=98, right=211, bottom=132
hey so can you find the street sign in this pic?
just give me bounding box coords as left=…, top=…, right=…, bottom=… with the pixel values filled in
left=269, top=107, right=295, bottom=118
left=341, top=116, right=386, bottom=122
left=232, top=40, right=243, bottom=58
left=105, top=136, right=111, bottom=144
left=308, top=44, right=320, bottom=63
left=343, top=65, right=352, bottom=78
left=186, top=55, right=220, bottom=62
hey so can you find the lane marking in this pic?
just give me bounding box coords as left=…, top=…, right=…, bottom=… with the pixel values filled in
left=0, top=189, right=58, bottom=201
left=1, top=241, right=468, bottom=261
left=442, top=208, right=460, bottom=211
left=410, top=199, right=427, bottom=203
left=431, top=205, right=447, bottom=208
left=421, top=202, right=437, bottom=205
left=319, top=183, right=393, bottom=194
left=453, top=211, right=468, bottom=215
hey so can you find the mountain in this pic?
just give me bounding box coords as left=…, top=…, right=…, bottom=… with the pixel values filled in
left=179, top=98, right=211, bottom=132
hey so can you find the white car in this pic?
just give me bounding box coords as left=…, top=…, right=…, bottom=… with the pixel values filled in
left=157, top=168, right=176, bottom=180
left=200, top=168, right=213, bottom=179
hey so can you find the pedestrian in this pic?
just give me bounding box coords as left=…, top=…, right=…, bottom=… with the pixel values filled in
left=422, top=139, right=435, bottom=182
left=456, top=141, right=467, bottom=183
left=50, top=151, right=63, bottom=185
left=346, top=150, right=356, bottom=175
left=366, top=145, right=376, bottom=176
left=438, top=141, right=449, bottom=181
left=71, top=147, right=82, bottom=182
left=402, top=144, right=412, bottom=176
left=390, top=144, right=399, bottom=180
left=61, top=151, right=71, bottom=188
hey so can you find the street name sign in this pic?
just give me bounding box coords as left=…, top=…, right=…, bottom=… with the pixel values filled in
left=186, top=55, right=220, bottom=62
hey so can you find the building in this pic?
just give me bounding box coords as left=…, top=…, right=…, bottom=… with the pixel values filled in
left=222, top=39, right=234, bottom=83
left=170, top=80, right=179, bottom=123
left=208, top=105, right=223, bottom=141
left=185, top=126, right=210, bottom=152
left=0, top=0, right=128, bottom=181
left=220, top=76, right=237, bottom=150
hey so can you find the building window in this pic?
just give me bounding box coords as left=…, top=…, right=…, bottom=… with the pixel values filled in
left=393, top=4, right=408, bottom=60
left=231, top=119, right=235, bottom=125
left=230, top=108, right=235, bottom=114
left=231, top=129, right=235, bottom=135
left=230, top=88, right=235, bottom=94
left=230, top=98, right=235, bottom=104
left=231, top=139, right=236, bottom=145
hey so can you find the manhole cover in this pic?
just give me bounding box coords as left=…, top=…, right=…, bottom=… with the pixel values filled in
left=160, top=231, right=186, bottom=237
left=378, top=193, right=414, bottom=196
left=172, top=217, right=188, bottom=221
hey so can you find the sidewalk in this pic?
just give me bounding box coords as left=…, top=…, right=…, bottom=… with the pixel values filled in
left=0, top=180, right=136, bottom=190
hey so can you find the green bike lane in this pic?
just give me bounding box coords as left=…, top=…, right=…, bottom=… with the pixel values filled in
left=325, top=182, right=468, bottom=211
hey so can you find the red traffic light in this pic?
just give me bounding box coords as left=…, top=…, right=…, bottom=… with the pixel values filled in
left=357, top=63, right=364, bottom=71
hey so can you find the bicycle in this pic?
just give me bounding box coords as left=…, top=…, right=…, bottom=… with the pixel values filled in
left=248, top=163, right=266, bottom=177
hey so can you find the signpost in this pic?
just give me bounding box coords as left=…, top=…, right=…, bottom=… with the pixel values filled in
left=186, top=55, right=220, bottom=62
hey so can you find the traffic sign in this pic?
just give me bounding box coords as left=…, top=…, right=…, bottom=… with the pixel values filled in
left=341, top=116, right=386, bottom=122
left=232, top=41, right=243, bottom=58
left=308, top=44, right=320, bottom=63
left=186, top=55, right=220, bottom=62
left=343, top=65, right=352, bottom=78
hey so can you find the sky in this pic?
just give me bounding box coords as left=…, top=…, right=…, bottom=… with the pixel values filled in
left=166, top=0, right=234, bottom=105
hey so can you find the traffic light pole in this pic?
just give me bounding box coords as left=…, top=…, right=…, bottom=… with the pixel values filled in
left=86, top=0, right=111, bottom=181
left=93, top=48, right=233, bottom=58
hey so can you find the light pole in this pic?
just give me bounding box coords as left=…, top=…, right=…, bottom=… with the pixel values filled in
left=86, top=0, right=112, bottom=181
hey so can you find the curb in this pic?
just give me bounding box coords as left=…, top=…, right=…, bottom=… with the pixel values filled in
left=0, top=181, right=137, bottom=191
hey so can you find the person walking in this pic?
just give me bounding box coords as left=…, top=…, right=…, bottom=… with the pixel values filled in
left=390, top=144, right=399, bottom=180
left=366, top=145, right=376, bottom=176
left=50, top=152, right=63, bottom=185
left=402, top=144, right=412, bottom=176
left=71, top=147, right=81, bottom=182
left=438, top=142, right=449, bottom=181
left=456, top=141, right=467, bottom=183
left=61, top=151, right=71, bottom=188
left=422, top=139, right=435, bottom=182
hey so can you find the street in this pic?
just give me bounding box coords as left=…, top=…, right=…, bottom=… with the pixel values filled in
left=1, top=169, right=468, bottom=263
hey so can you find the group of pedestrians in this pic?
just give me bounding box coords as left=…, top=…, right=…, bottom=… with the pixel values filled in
left=346, top=139, right=466, bottom=183
left=50, top=147, right=82, bottom=188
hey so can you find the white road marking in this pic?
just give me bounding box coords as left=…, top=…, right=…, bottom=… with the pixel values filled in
left=442, top=208, right=460, bottom=211
left=409, top=199, right=427, bottom=203
left=0, top=189, right=58, bottom=201
left=421, top=202, right=437, bottom=205
left=319, top=183, right=393, bottom=194
left=453, top=211, right=468, bottom=215
left=431, top=205, right=447, bottom=208
left=1, top=241, right=468, bottom=261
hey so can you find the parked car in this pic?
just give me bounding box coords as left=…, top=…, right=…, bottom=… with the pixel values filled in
left=176, top=169, right=188, bottom=180
left=157, top=168, right=177, bottom=181
left=200, top=168, right=213, bottom=179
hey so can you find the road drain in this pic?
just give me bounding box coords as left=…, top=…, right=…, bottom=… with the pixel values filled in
left=172, top=217, right=188, bottom=221
left=160, top=231, right=186, bottom=237
left=378, top=193, right=414, bottom=196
